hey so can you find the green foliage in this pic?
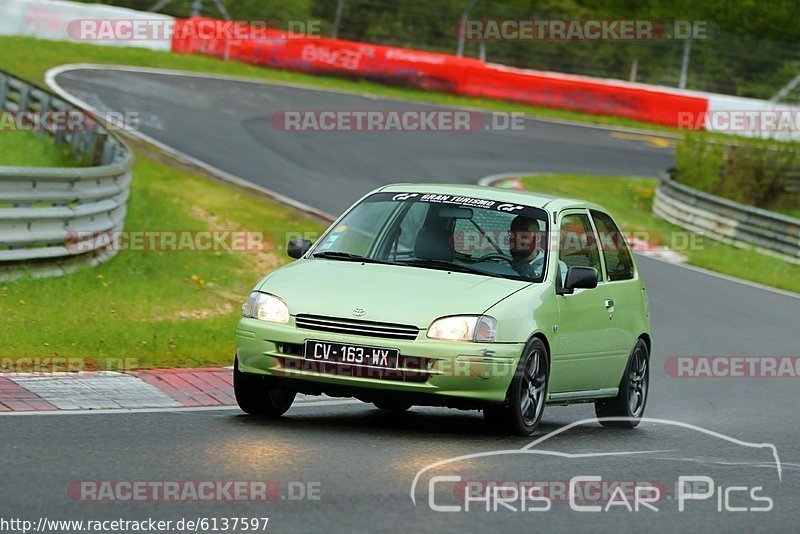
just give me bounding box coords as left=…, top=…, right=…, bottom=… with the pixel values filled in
left=675, top=134, right=800, bottom=210
left=674, top=133, right=726, bottom=193
left=70, top=0, right=313, bottom=22
left=0, top=127, right=73, bottom=167
left=716, top=142, right=798, bottom=207
left=68, top=0, right=800, bottom=98
left=72, top=0, right=800, bottom=45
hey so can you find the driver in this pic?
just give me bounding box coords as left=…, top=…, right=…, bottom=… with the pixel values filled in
left=508, top=215, right=567, bottom=281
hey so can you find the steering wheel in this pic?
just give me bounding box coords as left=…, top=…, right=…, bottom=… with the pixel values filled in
left=476, top=252, right=514, bottom=264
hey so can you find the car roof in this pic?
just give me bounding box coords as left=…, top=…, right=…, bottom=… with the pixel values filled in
left=377, top=183, right=608, bottom=213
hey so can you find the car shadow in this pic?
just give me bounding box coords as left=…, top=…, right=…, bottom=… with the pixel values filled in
left=226, top=402, right=600, bottom=443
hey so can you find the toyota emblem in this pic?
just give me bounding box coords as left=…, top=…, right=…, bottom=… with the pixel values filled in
left=352, top=307, right=366, bottom=317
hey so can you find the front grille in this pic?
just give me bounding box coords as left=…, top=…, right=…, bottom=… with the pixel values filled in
left=295, top=314, right=419, bottom=340
left=277, top=355, right=433, bottom=383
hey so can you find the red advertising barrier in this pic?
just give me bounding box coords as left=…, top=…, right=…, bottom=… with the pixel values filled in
left=461, top=64, right=708, bottom=126
left=171, top=18, right=707, bottom=127
left=171, top=18, right=480, bottom=93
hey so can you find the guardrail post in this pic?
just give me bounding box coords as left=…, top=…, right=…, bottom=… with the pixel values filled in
left=37, top=94, right=52, bottom=136
left=70, top=129, right=81, bottom=160
left=17, top=84, right=30, bottom=112
left=101, top=139, right=117, bottom=165
left=92, top=132, right=107, bottom=166
left=0, top=76, right=8, bottom=110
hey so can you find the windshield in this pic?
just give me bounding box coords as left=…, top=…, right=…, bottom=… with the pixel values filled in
left=309, top=192, right=550, bottom=282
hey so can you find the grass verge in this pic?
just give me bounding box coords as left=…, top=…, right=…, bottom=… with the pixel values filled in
left=0, top=37, right=794, bottom=371
left=0, top=36, right=677, bottom=133
left=0, top=127, right=74, bottom=167
left=0, top=148, right=324, bottom=370
left=520, top=174, right=800, bottom=295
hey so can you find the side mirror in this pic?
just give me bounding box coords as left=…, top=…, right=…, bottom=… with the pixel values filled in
left=558, top=266, right=598, bottom=295
left=287, top=238, right=312, bottom=259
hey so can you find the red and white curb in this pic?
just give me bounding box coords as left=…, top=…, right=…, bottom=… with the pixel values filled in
left=0, top=368, right=357, bottom=415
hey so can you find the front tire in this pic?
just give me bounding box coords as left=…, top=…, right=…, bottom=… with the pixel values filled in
left=484, top=338, right=549, bottom=436
left=234, top=357, right=296, bottom=417
left=595, top=339, right=649, bottom=428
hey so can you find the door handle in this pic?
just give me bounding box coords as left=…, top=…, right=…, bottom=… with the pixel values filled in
left=604, top=299, right=615, bottom=310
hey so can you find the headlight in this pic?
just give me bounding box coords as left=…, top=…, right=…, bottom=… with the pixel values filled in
left=242, top=292, right=290, bottom=324
left=427, top=315, right=497, bottom=342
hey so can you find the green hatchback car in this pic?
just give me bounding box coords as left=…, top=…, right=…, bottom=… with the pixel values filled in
left=235, top=184, right=651, bottom=435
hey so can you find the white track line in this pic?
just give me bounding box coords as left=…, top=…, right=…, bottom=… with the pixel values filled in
left=0, top=398, right=362, bottom=416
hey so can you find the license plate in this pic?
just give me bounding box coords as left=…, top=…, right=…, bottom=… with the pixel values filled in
left=303, top=340, right=399, bottom=369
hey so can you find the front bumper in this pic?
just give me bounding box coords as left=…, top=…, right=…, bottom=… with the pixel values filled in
left=235, top=317, right=524, bottom=403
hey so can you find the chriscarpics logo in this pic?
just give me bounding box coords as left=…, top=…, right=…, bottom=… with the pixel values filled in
left=411, top=418, right=781, bottom=514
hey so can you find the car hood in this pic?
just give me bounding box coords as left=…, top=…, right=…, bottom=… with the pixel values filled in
left=256, top=259, right=530, bottom=328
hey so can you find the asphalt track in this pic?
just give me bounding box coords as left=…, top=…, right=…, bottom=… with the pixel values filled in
left=49, top=67, right=674, bottom=216
left=1, top=67, right=798, bottom=532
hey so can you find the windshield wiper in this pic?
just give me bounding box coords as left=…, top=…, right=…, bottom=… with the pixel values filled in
left=312, top=251, right=389, bottom=264
left=397, top=259, right=488, bottom=275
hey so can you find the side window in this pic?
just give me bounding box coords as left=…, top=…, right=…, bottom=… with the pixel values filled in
left=558, top=213, right=602, bottom=278
left=395, top=202, right=430, bottom=255
left=591, top=210, right=635, bottom=281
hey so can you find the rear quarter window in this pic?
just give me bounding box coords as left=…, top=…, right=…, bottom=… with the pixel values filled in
left=591, top=210, right=635, bottom=281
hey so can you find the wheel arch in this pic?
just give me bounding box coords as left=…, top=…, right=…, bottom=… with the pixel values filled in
left=500, top=332, right=552, bottom=402
left=528, top=331, right=552, bottom=369
left=638, top=333, right=652, bottom=357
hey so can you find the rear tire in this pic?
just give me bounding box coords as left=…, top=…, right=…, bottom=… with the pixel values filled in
left=484, top=338, right=549, bottom=436
left=595, top=339, right=649, bottom=428
left=373, top=399, right=412, bottom=412
left=234, top=357, right=296, bottom=417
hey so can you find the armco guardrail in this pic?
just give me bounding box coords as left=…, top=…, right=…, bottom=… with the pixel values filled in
left=653, top=171, right=800, bottom=264
left=0, top=70, right=133, bottom=278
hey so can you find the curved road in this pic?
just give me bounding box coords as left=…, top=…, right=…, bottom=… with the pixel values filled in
left=50, top=67, right=674, bottom=216
left=2, top=67, right=798, bottom=532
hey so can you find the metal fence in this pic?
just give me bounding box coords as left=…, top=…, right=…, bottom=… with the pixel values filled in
left=69, top=0, right=800, bottom=102
left=323, top=0, right=800, bottom=102
left=0, top=71, right=133, bottom=279
left=653, top=171, right=800, bottom=264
